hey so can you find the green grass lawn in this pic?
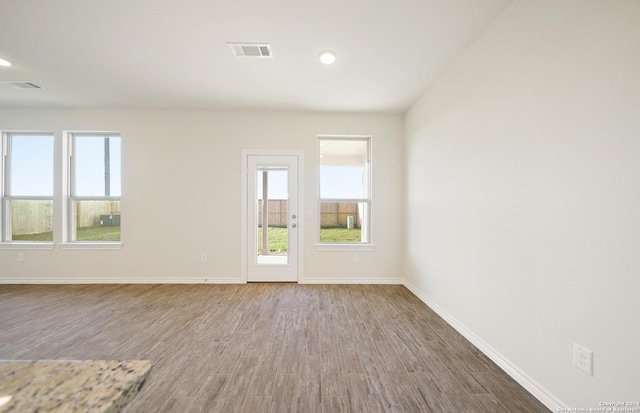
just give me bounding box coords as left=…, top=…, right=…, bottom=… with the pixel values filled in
left=16, top=225, right=356, bottom=247
left=11, top=231, right=53, bottom=241
left=258, top=226, right=361, bottom=253
left=13, top=226, right=120, bottom=242
left=319, top=227, right=362, bottom=243
left=257, top=227, right=287, bottom=254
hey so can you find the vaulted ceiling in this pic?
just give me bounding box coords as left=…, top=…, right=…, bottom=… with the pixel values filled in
left=0, top=0, right=511, bottom=113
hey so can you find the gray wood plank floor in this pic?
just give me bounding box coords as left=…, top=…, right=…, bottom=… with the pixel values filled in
left=0, top=284, right=550, bottom=412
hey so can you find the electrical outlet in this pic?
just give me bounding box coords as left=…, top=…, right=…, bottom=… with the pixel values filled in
left=353, top=253, right=360, bottom=263
left=573, top=343, right=593, bottom=376
left=200, top=253, right=207, bottom=263
left=17, top=253, right=24, bottom=262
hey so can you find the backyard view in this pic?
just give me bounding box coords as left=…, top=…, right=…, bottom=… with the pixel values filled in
left=13, top=226, right=121, bottom=242
left=258, top=226, right=361, bottom=254
left=10, top=199, right=121, bottom=242
left=18, top=223, right=351, bottom=246
left=5, top=134, right=121, bottom=243
left=256, top=192, right=364, bottom=255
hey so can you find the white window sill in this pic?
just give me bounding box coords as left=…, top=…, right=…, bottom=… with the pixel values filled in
left=61, top=243, right=122, bottom=250
left=315, top=243, right=375, bottom=251
left=0, top=242, right=54, bottom=250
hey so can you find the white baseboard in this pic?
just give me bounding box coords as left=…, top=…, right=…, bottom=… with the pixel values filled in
left=0, top=277, right=244, bottom=284
left=402, top=280, right=565, bottom=412
left=300, top=277, right=404, bottom=284
left=0, top=277, right=405, bottom=285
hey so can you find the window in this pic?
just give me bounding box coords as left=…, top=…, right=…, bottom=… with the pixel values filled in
left=318, top=136, right=371, bottom=245
left=68, top=133, right=121, bottom=243
left=1, top=133, right=54, bottom=243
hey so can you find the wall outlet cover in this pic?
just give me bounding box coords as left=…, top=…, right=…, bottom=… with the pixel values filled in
left=573, top=343, right=593, bottom=376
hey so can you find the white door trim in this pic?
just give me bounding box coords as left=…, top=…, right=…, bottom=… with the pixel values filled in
left=240, top=150, right=304, bottom=283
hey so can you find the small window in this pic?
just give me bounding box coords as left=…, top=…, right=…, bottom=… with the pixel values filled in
left=1, top=133, right=54, bottom=242
left=318, top=136, right=371, bottom=245
left=68, top=134, right=121, bottom=242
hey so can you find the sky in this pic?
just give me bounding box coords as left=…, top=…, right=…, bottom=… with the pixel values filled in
left=9, top=135, right=359, bottom=201
left=257, top=166, right=365, bottom=200
left=9, top=135, right=53, bottom=196
left=74, top=136, right=121, bottom=196
left=8, top=134, right=121, bottom=197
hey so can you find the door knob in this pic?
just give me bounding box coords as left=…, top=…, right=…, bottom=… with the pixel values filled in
left=292, top=223, right=297, bottom=228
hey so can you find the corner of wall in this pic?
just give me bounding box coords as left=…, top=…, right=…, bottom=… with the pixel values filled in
left=401, top=278, right=565, bottom=411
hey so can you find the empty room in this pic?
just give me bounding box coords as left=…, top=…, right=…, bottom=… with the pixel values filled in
left=0, top=0, right=638, bottom=412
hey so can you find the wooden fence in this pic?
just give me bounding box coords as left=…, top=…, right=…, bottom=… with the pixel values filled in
left=13, top=198, right=357, bottom=235
left=10, top=200, right=53, bottom=236
left=257, top=200, right=288, bottom=227
left=10, top=200, right=120, bottom=236
left=257, top=200, right=360, bottom=228
left=75, top=200, right=121, bottom=228
left=320, top=202, right=361, bottom=228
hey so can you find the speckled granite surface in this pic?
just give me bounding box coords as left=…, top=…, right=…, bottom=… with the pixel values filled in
left=0, top=360, right=151, bottom=413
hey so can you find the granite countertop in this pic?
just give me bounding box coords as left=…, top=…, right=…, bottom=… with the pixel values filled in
left=0, top=360, right=151, bottom=413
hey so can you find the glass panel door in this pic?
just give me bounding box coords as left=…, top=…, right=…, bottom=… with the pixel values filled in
left=247, top=155, right=298, bottom=282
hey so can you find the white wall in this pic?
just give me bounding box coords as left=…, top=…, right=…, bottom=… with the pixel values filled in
left=405, top=0, right=640, bottom=409
left=0, top=109, right=404, bottom=283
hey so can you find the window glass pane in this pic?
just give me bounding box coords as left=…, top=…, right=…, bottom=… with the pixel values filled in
left=256, top=168, right=289, bottom=264
left=256, top=169, right=288, bottom=200
left=318, top=138, right=371, bottom=243
left=319, top=201, right=367, bottom=243
left=9, top=135, right=54, bottom=196
left=319, top=139, right=368, bottom=199
left=320, top=166, right=365, bottom=199
left=9, top=200, right=53, bottom=241
left=74, top=136, right=121, bottom=197
left=74, top=200, right=121, bottom=241
left=318, top=137, right=370, bottom=244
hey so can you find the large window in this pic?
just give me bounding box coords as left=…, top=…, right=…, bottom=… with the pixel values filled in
left=68, top=134, right=121, bottom=242
left=318, top=136, right=371, bottom=245
left=1, top=133, right=54, bottom=243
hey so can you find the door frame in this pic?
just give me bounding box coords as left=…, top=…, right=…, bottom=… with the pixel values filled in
left=240, top=150, right=304, bottom=283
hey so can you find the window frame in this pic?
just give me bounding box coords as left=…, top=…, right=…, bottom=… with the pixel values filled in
left=0, top=131, right=55, bottom=249
left=316, top=135, right=374, bottom=250
left=62, top=132, right=122, bottom=249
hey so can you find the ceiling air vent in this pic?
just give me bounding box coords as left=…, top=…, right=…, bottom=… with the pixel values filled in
left=0, top=81, right=43, bottom=89
left=228, top=43, right=272, bottom=58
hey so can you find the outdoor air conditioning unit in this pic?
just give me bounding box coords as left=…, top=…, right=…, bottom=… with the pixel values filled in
left=100, top=214, right=121, bottom=227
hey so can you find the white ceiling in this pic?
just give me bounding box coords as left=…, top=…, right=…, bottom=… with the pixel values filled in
left=0, top=0, right=511, bottom=113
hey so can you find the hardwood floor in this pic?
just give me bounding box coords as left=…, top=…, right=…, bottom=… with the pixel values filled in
left=0, top=284, right=550, bottom=412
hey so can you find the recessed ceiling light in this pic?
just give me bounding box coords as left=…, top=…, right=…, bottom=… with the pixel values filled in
left=0, top=58, right=11, bottom=67
left=319, top=50, right=337, bottom=65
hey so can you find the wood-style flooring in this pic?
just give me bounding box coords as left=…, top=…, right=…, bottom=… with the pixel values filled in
left=0, top=284, right=550, bottom=412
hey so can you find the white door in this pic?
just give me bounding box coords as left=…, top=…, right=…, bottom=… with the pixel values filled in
left=247, top=155, right=299, bottom=282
